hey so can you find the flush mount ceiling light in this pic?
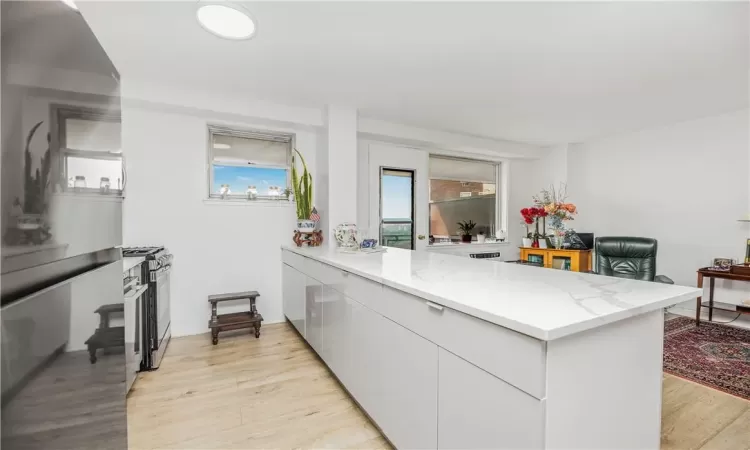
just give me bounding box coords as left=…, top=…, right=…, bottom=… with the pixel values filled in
left=213, top=143, right=231, bottom=149
left=197, top=3, right=256, bottom=40
left=59, top=0, right=78, bottom=10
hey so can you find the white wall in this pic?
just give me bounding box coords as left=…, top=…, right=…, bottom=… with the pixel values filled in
left=506, top=158, right=537, bottom=252
left=567, top=109, right=749, bottom=287
left=533, top=145, right=568, bottom=191
left=325, top=106, right=358, bottom=238
left=122, top=103, right=319, bottom=337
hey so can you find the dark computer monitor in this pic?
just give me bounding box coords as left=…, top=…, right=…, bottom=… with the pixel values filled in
left=577, top=233, right=595, bottom=250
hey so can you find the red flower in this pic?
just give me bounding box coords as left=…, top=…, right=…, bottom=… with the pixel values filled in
left=520, top=208, right=530, bottom=216
left=524, top=217, right=533, bottom=224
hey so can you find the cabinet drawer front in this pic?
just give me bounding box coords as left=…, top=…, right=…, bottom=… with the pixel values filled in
left=339, top=269, right=383, bottom=309
left=304, top=258, right=346, bottom=291
left=304, top=259, right=383, bottom=307
left=379, top=285, right=546, bottom=398
left=281, top=250, right=306, bottom=271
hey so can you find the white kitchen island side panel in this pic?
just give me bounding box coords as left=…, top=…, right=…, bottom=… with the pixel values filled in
left=545, top=309, right=665, bottom=450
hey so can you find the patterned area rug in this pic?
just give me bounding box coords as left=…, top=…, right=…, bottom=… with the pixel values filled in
left=664, top=317, right=750, bottom=400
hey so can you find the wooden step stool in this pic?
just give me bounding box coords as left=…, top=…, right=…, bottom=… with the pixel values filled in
left=85, top=303, right=125, bottom=363
left=208, top=291, right=263, bottom=345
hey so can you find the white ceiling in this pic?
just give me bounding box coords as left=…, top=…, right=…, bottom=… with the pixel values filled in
left=80, top=1, right=748, bottom=146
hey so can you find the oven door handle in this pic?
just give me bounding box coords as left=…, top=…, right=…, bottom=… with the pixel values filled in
left=124, top=284, right=149, bottom=300
left=150, top=264, right=172, bottom=282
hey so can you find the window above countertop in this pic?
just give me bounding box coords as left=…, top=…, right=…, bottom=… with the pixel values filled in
left=207, top=125, right=294, bottom=202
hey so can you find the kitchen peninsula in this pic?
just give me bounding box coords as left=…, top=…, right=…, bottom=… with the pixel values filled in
left=281, top=246, right=700, bottom=449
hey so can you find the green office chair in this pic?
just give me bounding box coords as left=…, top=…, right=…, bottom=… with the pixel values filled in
left=594, top=237, right=673, bottom=284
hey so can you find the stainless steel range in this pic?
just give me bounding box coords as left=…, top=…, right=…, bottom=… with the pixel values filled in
left=123, top=247, right=173, bottom=370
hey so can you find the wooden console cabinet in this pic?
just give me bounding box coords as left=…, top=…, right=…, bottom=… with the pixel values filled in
left=519, top=247, right=592, bottom=272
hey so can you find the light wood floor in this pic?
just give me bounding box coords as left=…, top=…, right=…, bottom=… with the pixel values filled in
left=129, top=322, right=750, bottom=450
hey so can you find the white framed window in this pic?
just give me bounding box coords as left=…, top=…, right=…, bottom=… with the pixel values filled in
left=207, top=125, right=293, bottom=200
left=428, top=156, right=501, bottom=243
left=53, top=105, right=123, bottom=194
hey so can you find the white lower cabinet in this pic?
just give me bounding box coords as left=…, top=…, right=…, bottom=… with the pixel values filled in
left=282, top=252, right=545, bottom=450
left=304, top=275, right=323, bottom=354
left=437, top=348, right=544, bottom=450
left=282, top=264, right=306, bottom=337
left=349, top=296, right=438, bottom=449
left=320, top=284, right=349, bottom=379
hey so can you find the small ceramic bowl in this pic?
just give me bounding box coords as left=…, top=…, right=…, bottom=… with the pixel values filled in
left=361, top=239, right=378, bottom=249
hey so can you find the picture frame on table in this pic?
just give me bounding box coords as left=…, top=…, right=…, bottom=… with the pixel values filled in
left=712, top=258, right=734, bottom=271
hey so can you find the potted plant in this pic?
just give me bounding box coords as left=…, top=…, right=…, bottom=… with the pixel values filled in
left=522, top=229, right=533, bottom=248
left=457, top=220, right=476, bottom=243
left=291, top=149, right=315, bottom=232
left=477, top=230, right=486, bottom=243
left=520, top=206, right=547, bottom=247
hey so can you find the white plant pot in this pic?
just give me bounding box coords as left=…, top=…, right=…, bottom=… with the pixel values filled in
left=522, top=238, right=533, bottom=248
left=538, top=239, right=547, bottom=249
left=296, top=219, right=317, bottom=232
left=476, top=234, right=486, bottom=243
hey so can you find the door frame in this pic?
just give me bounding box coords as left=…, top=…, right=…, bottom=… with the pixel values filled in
left=379, top=166, right=417, bottom=250
left=366, top=142, right=429, bottom=252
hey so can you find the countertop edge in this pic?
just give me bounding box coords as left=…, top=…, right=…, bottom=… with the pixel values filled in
left=123, top=257, right=145, bottom=273
left=281, top=246, right=701, bottom=341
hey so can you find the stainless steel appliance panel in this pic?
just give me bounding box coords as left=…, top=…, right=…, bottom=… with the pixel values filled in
left=1, top=0, right=126, bottom=447
left=1, top=261, right=127, bottom=449
left=124, top=265, right=146, bottom=393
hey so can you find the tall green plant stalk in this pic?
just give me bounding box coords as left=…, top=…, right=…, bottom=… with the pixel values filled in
left=22, top=121, right=49, bottom=215
left=291, top=149, right=313, bottom=220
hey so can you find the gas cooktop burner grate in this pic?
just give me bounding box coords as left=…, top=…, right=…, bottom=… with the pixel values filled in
left=122, top=246, right=165, bottom=257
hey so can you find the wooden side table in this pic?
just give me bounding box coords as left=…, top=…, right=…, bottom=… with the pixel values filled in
left=208, top=291, right=263, bottom=344
left=695, top=268, right=750, bottom=326
left=519, top=247, right=592, bottom=272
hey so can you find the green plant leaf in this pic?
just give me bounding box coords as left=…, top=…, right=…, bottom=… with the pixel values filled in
left=290, top=148, right=314, bottom=219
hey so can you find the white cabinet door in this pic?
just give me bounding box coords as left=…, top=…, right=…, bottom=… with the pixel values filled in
left=321, top=285, right=350, bottom=384
left=282, top=264, right=306, bottom=337
left=438, top=348, right=544, bottom=450
left=350, top=300, right=438, bottom=449
left=304, top=275, right=323, bottom=354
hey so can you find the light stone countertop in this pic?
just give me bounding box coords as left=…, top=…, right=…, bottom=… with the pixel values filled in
left=123, top=257, right=145, bottom=273
left=282, top=245, right=701, bottom=341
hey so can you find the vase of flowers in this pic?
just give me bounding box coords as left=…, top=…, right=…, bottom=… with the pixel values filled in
left=533, top=184, right=577, bottom=249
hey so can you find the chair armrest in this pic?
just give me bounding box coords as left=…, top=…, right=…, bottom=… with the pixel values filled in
left=654, top=274, right=674, bottom=284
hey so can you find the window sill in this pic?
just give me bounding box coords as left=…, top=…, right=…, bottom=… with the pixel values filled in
left=203, top=198, right=294, bottom=207
left=52, top=192, right=124, bottom=201
left=428, top=241, right=510, bottom=247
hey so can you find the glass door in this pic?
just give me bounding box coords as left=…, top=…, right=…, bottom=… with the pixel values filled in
left=380, top=168, right=415, bottom=250
left=551, top=255, right=573, bottom=270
